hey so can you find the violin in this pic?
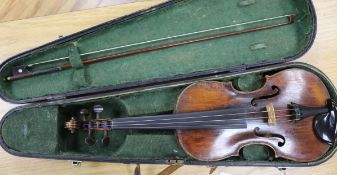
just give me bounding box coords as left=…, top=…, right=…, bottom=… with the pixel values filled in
left=65, top=68, right=337, bottom=162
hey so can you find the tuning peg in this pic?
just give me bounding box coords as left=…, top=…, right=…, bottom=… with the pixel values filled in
left=65, top=117, right=78, bottom=134
left=85, top=129, right=96, bottom=146
left=101, top=130, right=110, bottom=147
left=80, top=108, right=89, bottom=121
left=93, top=105, right=104, bottom=119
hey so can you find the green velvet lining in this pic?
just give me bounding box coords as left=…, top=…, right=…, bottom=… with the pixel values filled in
left=1, top=106, right=59, bottom=154
left=0, top=0, right=313, bottom=101
left=234, top=73, right=264, bottom=92
left=2, top=64, right=336, bottom=163
left=68, top=43, right=88, bottom=88
left=242, top=144, right=270, bottom=161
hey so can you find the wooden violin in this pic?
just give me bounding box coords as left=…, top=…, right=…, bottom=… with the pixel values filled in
left=65, top=68, right=337, bottom=162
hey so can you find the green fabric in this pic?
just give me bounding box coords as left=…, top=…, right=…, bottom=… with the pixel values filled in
left=69, top=43, right=84, bottom=69
left=1, top=106, right=59, bottom=154
left=0, top=0, right=313, bottom=100
left=114, top=134, right=186, bottom=159
left=234, top=73, right=264, bottom=92
left=242, top=145, right=270, bottom=161
left=69, top=43, right=88, bottom=87
left=238, top=0, right=256, bottom=7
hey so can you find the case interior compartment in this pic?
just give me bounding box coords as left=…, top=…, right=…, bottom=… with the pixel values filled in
left=1, top=63, right=336, bottom=165
left=0, top=0, right=314, bottom=102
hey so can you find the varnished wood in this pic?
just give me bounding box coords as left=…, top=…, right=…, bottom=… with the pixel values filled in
left=175, top=69, right=330, bottom=162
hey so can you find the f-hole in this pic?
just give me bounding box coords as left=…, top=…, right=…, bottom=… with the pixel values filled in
left=251, top=85, right=280, bottom=106
left=254, top=127, right=286, bottom=147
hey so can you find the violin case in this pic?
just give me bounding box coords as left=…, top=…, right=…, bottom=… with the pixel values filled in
left=0, top=0, right=336, bottom=168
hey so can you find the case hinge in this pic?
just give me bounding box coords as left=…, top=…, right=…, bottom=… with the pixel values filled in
left=229, top=64, right=247, bottom=73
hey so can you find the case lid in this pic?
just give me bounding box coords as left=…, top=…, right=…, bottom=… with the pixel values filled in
left=0, top=0, right=316, bottom=103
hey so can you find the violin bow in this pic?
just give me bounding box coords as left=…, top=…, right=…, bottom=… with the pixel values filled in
left=6, top=14, right=294, bottom=81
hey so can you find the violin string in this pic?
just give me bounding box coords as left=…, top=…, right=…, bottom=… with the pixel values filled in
left=87, top=108, right=295, bottom=125
left=79, top=108, right=298, bottom=129
left=83, top=114, right=298, bottom=129
left=85, top=123, right=244, bottom=129
left=28, top=14, right=292, bottom=68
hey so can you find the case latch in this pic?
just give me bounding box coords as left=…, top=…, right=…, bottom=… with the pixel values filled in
left=69, top=160, right=82, bottom=167
left=277, top=167, right=287, bottom=175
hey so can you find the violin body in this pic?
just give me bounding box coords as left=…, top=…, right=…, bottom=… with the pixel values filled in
left=175, top=69, right=330, bottom=162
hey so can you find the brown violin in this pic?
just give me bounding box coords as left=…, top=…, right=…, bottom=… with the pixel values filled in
left=65, top=68, right=337, bottom=162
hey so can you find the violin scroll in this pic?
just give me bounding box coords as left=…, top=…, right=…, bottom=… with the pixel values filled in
left=64, top=105, right=112, bottom=147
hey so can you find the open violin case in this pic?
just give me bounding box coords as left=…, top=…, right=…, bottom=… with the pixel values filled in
left=0, top=0, right=337, bottom=168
